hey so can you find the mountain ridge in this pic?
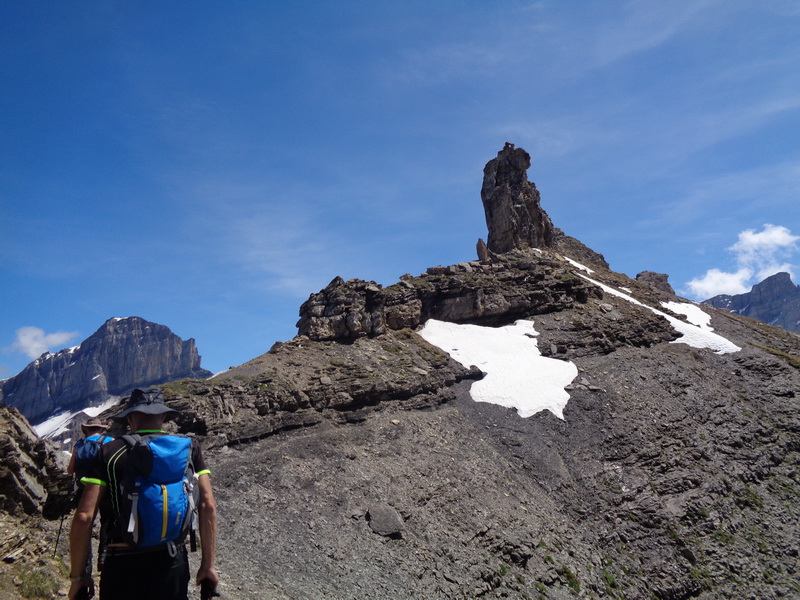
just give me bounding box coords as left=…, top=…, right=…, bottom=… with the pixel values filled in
left=1, top=145, right=798, bottom=600
left=0, top=316, right=212, bottom=429
left=704, top=271, right=800, bottom=334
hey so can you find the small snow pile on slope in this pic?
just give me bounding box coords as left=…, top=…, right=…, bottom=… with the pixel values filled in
left=564, top=258, right=741, bottom=355
left=418, top=319, right=577, bottom=419
left=661, top=301, right=711, bottom=329
left=563, top=256, right=594, bottom=274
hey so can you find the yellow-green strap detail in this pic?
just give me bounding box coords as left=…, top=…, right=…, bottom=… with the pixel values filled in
left=80, top=477, right=107, bottom=487
left=196, top=469, right=211, bottom=477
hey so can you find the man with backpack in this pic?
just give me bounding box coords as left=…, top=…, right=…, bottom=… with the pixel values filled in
left=67, top=417, right=111, bottom=587
left=67, top=417, right=111, bottom=480
left=68, top=388, right=219, bottom=600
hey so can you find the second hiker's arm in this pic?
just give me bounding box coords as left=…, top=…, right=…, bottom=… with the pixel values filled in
left=196, top=473, right=219, bottom=586
left=68, top=483, right=103, bottom=599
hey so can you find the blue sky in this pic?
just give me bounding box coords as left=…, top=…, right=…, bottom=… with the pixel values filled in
left=2, top=1, right=799, bottom=379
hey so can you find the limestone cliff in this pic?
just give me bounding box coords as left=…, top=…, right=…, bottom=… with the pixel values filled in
left=0, top=317, right=212, bottom=426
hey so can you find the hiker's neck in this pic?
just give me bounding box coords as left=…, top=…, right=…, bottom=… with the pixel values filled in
left=127, top=413, right=167, bottom=432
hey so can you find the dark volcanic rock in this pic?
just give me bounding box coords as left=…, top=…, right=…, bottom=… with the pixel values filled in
left=704, top=271, right=800, bottom=333
left=481, top=143, right=556, bottom=253
left=0, top=317, right=212, bottom=426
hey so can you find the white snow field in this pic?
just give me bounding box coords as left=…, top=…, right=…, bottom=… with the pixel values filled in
left=33, top=395, right=122, bottom=440
left=418, top=319, right=577, bottom=419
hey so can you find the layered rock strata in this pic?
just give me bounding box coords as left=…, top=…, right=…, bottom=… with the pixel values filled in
left=297, top=253, right=600, bottom=342
left=0, top=405, right=70, bottom=518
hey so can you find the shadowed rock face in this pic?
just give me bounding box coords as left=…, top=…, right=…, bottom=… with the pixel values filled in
left=705, top=272, right=800, bottom=333
left=481, top=144, right=555, bottom=254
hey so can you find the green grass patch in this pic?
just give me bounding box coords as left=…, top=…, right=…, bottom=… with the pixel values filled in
left=750, top=343, right=800, bottom=370
left=17, top=565, right=60, bottom=599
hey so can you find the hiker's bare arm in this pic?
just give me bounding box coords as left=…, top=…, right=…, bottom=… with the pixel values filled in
left=68, top=483, right=104, bottom=599
left=196, top=473, right=219, bottom=587
left=66, top=448, right=76, bottom=475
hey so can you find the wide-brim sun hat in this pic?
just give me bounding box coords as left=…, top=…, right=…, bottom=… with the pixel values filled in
left=80, top=416, right=109, bottom=435
left=113, top=387, right=180, bottom=422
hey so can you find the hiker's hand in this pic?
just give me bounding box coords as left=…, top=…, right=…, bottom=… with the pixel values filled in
left=68, top=575, right=94, bottom=600
left=196, top=565, right=219, bottom=588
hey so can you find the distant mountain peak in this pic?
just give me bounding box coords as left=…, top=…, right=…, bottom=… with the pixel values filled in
left=703, top=272, right=800, bottom=332
left=0, top=316, right=212, bottom=428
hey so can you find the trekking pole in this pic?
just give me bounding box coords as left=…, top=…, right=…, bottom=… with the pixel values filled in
left=53, top=514, right=66, bottom=558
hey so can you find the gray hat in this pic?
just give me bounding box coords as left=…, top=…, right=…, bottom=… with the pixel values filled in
left=113, top=387, right=179, bottom=422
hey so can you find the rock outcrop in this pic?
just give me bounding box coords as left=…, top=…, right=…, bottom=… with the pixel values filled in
left=704, top=271, right=800, bottom=333
left=0, top=405, right=70, bottom=518
left=636, top=270, right=676, bottom=297
left=297, top=254, right=603, bottom=342
left=0, top=317, right=212, bottom=426
left=480, top=143, right=555, bottom=254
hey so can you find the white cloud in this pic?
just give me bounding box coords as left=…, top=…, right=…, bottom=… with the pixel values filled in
left=686, top=224, right=799, bottom=299
left=686, top=268, right=752, bottom=298
left=9, top=327, right=79, bottom=360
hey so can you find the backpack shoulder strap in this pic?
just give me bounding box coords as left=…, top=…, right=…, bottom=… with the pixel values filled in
left=120, top=433, right=140, bottom=447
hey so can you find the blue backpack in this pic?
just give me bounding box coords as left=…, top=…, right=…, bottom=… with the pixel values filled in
left=115, top=433, right=199, bottom=550
left=74, top=434, right=111, bottom=481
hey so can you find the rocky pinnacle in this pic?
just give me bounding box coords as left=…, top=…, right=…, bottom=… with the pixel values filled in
left=480, top=142, right=555, bottom=254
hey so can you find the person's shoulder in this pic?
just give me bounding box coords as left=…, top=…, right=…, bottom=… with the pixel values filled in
left=99, top=437, right=126, bottom=453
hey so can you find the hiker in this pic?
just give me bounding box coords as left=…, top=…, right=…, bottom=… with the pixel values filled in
left=68, top=388, right=219, bottom=600
left=66, top=417, right=112, bottom=583
left=67, top=417, right=111, bottom=479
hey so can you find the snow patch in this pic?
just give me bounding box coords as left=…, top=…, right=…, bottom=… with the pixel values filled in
left=661, top=301, right=712, bottom=330
left=579, top=275, right=741, bottom=354
left=33, top=395, right=122, bottom=438
left=418, top=319, right=577, bottom=419
left=33, top=411, right=79, bottom=439
left=564, top=256, right=594, bottom=274
left=82, top=395, right=122, bottom=418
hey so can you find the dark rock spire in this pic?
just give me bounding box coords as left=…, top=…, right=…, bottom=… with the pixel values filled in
left=480, top=143, right=555, bottom=254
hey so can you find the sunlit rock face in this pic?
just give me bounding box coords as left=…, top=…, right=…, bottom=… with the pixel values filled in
left=0, top=317, right=212, bottom=425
